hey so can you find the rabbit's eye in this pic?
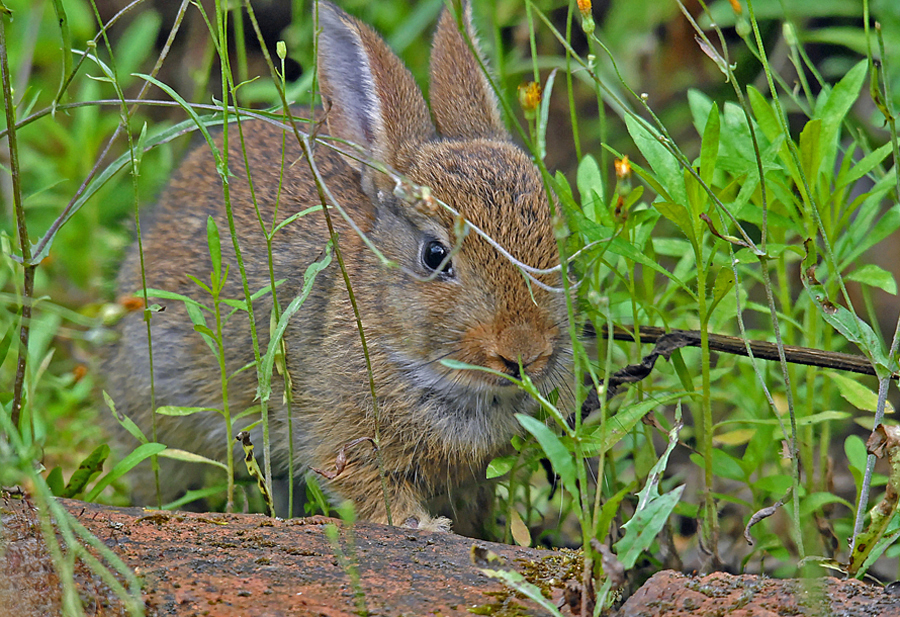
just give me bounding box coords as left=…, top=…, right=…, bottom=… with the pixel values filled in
left=422, top=240, right=453, bottom=276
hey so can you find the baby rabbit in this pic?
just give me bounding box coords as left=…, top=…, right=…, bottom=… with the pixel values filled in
left=105, top=0, right=572, bottom=532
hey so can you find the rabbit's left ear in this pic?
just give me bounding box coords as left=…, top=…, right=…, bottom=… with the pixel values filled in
left=429, top=1, right=508, bottom=141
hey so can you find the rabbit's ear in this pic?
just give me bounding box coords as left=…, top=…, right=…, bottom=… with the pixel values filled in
left=316, top=2, right=434, bottom=176
left=429, top=2, right=507, bottom=140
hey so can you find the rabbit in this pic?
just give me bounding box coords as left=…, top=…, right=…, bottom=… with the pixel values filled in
left=104, top=0, right=573, bottom=533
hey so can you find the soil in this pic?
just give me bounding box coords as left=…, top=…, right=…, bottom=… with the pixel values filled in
left=2, top=492, right=898, bottom=616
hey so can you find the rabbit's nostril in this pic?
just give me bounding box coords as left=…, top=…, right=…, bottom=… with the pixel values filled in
left=498, top=356, right=522, bottom=378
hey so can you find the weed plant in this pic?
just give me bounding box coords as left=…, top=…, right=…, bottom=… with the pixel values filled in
left=2, top=0, right=900, bottom=614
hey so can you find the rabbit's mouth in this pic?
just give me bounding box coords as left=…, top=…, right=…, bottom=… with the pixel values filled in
left=402, top=350, right=567, bottom=397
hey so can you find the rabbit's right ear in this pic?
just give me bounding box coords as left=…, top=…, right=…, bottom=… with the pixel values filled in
left=316, top=1, right=435, bottom=190
left=430, top=2, right=507, bottom=140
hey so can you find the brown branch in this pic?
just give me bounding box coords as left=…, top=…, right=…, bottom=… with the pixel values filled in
left=602, top=325, right=893, bottom=379
left=579, top=324, right=895, bottom=417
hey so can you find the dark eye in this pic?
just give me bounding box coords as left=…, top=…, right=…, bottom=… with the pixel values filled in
left=422, top=239, right=453, bottom=276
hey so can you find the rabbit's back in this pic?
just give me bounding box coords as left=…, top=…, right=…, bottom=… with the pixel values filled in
left=105, top=117, right=363, bottom=501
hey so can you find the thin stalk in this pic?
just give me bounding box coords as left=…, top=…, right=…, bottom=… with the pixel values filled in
left=1, top=6, right=33, bottom=434
left=93, top=0, right=164, bottom=504
left=563, top=4, right=581, bottom=161
left=243, top=0, right=394, bottom=524
left=853, top=8, right=900, bottom=549
left=696, top=243, right=718, bottom=559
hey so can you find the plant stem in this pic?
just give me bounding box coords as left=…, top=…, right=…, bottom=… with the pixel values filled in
left=0, top=7, right=32, bottom=434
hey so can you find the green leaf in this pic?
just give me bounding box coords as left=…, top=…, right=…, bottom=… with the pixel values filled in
left=84, top=442, right=167, bottom=502
left=114, top=11, right=161, bottom=83
left=747, top=85, right=781, bottom=143
left=615, top=411, right=684, bottom=569
left=654, top=201, right=696, bottom=246
left=800, top=491, right=852, bottom=516
left=709, top=266, right=735, bottom=314
left=0, top=325, right=15, bottom=377
left=624, top=115, right=687, bottom=205
left=844, top=434, right=868, bottom=483
left=155, top=406, right=220, bottom=417
left=104, top=390, right=148, bottom=444
left=61, top=444, right=110, bottom=498
left=699, top=101, right=720, bottom=186
left=606, top=235, right=695, bottom=298
left=516, top=414, right=577, bottom=498
left=582, top=392, right=689, bottom=455
left=479, top=570, right=564, bottom=616
left=846, top=264, right=897, bottom=295
left=616, top=485, right=684, bottom=570
left=818, top=59, right=867, bottom=163
left=134, top=73, right=226, bottom=179
left=754, top=474, right=793, bottom=496
left=163, top=483, right=230, bottom=511
left=206, top=216, right=222, bottom=291
left=801, top=257, right=894, bottom=378
left=839, top=142, right=893, bottom=189
left=826, top=371, right=894, bottom=413
left=486, top=455, right=515, bottom=479
left=158, top=448, right=229, bottom=471
left=32, top=113, right=231, bottom=264
left=798, top=118, right=822, bottom=183
left=258, top=245, right=332, bottom=403
left=577, top=154, right=605, bottom=223
left=535, top=68, right=556, bottom=162
left=46, top=466, right=65, bottom=496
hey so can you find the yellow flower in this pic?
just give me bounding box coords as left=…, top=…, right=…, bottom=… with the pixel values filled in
left=614, top=155, right=632, bottom=180
left=517, top=81, right=542, bottom=115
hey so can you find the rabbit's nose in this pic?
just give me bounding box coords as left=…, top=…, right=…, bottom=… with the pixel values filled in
left=494, top=324, right=555, bottom=377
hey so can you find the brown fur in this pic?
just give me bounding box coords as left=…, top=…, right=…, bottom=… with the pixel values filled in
left=104, top=1, right=573, bottom=532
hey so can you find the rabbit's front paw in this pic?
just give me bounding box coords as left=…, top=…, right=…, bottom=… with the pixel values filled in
left=403, top=515, right=452, bottom=533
